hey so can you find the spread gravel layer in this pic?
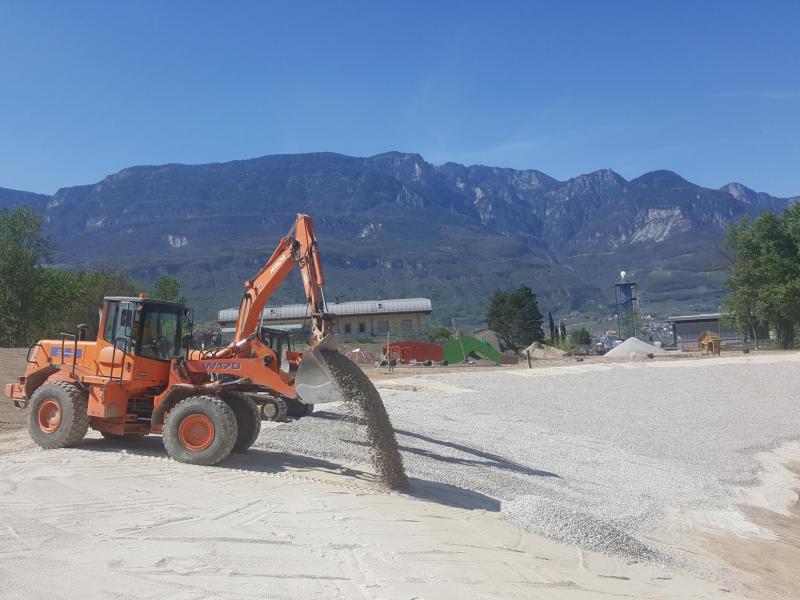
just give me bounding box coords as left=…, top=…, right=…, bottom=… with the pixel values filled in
left=254, top=354, right=800, bottom=562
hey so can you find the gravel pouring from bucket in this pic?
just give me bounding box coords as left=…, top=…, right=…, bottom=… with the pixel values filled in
left=310, top=348, right=408, bottom=491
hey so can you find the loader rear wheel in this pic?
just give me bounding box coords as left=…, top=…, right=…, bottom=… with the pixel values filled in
left=28, top=381, right=89, bottom=449
left=222, top=393, right=262, bottom=453
left=163, top=395, right=238, bottom=465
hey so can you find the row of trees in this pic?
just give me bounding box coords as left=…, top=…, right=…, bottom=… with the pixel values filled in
left=485, top=285, right=595, bottom=350
left=547, top=312, right=567, bottom=343
left=725, top=204, right=800, bottom=348
left=0, top=206, right=184, bottom=346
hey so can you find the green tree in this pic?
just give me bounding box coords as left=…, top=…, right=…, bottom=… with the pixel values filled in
left=72, top=270, right=138, bottom=337
left=569, top=327, right=592, bottom=347
left=725, top=206, right=800, bottom=349
left=559, top=321, right=567, bottom=341
left=0, top=206, right=139, bottom=345
left=548, top=311, right=556, bottom=341
left=0, top=206, right=53, bottom=346
left=724, top=218, right=764, bottom=347
left=151, top=274, right=185, bottom=303
left=485, top=290, right=509, bottom=335
left=485, top=285, right=544, bottom=348
left=28, top=269, right=137, bottom=341
left=431, top=325, right=451, bottom=341
left=30, top=268, right=83, bottom=341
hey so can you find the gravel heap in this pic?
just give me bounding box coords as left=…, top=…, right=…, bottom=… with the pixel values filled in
left=523, top=341, right=567, bottom=359
left=605, top=336, right=667, bottom=358
left=255, top=354, right=800, bottom=564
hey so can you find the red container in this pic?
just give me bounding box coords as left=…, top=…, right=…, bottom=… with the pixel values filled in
left=385, top=341, right=444, bottom=364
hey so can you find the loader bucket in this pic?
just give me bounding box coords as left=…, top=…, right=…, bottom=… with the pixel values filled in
left=294, top=334, right=345, bottom=405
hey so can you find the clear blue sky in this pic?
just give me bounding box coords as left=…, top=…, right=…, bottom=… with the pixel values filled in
left=1, top=1, right=798, bottom=196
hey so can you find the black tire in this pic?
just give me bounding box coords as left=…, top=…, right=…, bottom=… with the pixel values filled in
left=222, top=393, right=262, bottom=453
left=28, top=381, right=89, bottom=449
left=162, top=395, right=238, bottom=465
left=100, top=431, right=147, bottom=441
left=285, top=398, right=313, bottom=418
left=261, top=397, right=289, bottom=422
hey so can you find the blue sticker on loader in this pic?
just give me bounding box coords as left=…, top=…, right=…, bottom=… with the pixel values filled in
left=51, top=347, right=83, bottom=359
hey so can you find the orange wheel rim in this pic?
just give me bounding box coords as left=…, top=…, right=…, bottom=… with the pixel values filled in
left=178, top=414, right=214, bottom=451
left=37, top=400, right=62, bottom=433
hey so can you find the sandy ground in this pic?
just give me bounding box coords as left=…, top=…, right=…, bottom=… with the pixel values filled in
left=1, top=348, right=799, bottom=598
left=0, top=429, right=735, bottom=600
left=659, top=448, right=800, bottom=599
left=699, top=464, right=800, bottom=599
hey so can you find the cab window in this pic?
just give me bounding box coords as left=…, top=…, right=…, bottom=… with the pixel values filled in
left=103, top=301, right=134, bottom=350
left=103, top=302, right=118, bottom=343
left=136, top=304, right=182, bottom=361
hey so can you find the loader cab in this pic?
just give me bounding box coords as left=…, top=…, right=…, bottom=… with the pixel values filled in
left=101, top=297, right=188, bottom=362
left=258, top=326, right=294, bottom=369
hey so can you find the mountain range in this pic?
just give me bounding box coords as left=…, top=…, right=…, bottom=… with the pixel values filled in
left=1, top=152, right=797, bottom=324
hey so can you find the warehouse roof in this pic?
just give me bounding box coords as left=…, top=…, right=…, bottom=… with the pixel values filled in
left=666, top=312, right=726, bottom=323
left=218, top=297, right=432, bottom=323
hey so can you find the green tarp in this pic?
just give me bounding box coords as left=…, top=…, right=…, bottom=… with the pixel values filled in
left=443, top=335, right=503, bottom=365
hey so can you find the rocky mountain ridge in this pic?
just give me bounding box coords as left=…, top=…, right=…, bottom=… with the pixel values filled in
left=1, top=152, right=796, bottom=322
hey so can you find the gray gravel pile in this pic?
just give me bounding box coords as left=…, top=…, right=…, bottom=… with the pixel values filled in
left=503, top=496, right=663, bottom=561
left=605, top=336, right=667, bottom=358
left=255, top=355, right=800, bottom=562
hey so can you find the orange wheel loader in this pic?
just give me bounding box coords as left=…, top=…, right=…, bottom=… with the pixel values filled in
left=4, top=214, right=345, bottom=465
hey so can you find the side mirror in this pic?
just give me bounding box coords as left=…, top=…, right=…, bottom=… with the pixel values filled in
left=184, top=307, right=194, bottom=330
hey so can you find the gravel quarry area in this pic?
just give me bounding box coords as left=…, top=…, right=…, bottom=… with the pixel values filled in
left=2, top=350, right=800, bottom=598
left=257, top=353, right=800, bottom=566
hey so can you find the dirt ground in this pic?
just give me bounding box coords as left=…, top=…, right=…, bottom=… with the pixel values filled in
left=668, top=458, right=800, bottom=599
left=711, top=466, right=800, bottom=599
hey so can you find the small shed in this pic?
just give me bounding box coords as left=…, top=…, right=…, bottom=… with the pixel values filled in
left=667, top=312, right=743, bottom=351
left=699, top=331, right=720, bottom=356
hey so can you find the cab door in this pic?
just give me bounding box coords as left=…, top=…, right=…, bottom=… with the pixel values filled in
left=97, top=300, right=136, bottom=379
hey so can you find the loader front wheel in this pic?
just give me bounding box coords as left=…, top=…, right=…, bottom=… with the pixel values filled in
left=28, top=381, right=89, bottom=449
left=222, top=393, right=262, bottom=453
left=163, top=395, right=238, bottom=465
